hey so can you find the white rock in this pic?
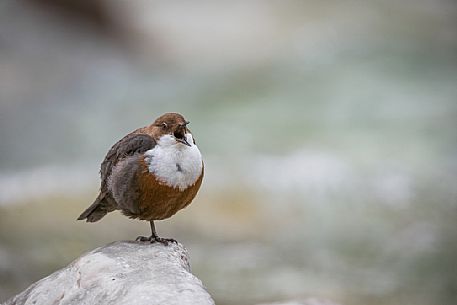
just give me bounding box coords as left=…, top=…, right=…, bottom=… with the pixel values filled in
left=2, top=241, right=215, bottom=305
left=257, top=298, right=342, bottom=305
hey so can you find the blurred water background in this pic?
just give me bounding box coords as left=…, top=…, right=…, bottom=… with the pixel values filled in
left=1, top=1, right=456, bottom=304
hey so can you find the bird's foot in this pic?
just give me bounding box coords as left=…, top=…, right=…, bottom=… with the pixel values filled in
left=135, top=235, right=152, bottom=242
left=135, top=235, right=177, bottom=246
left=153, top=237, right=177, bottom=246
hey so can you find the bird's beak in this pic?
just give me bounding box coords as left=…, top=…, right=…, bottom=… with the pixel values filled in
left=176, top=137, right=191, bottom=146
left=174, top=126, right=191, bottom=146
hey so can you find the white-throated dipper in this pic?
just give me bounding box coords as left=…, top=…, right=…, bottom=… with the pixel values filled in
left=78, top=113, right=204, bottom=245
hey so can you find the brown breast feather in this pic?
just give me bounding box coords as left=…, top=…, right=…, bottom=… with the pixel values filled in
left=124, top=158, right=204, bottom=221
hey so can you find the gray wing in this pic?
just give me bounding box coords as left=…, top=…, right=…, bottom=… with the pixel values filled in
left=100, top=133, right=156, bottom=193
left=77, top=133, right=156, bottom=222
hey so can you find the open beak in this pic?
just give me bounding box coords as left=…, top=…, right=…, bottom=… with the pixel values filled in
left=176, top=137, right=191, bottom=146
left=174, top=126, right=191, bottom=146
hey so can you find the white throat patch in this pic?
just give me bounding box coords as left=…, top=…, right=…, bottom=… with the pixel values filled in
left=144, top=134, right=203, bottom=191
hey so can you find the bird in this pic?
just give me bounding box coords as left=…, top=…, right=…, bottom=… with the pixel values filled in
left=77, top=113, right=204, bottom=245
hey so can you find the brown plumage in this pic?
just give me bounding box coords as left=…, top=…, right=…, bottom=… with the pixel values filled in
left=78, top=113, right=204, bottom=244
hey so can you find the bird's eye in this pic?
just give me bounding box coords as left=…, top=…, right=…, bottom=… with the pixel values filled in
left=161, top=122, right=168, bottom=129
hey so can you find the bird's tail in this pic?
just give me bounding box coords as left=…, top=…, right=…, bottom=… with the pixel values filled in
left=77, top=195, right=109, bottom=222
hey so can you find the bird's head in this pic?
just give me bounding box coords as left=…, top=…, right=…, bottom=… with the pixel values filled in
left=153, top=113, right=192, bottom=146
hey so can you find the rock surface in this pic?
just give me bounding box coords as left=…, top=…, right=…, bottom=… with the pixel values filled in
left=257, top=299, right=341, bottom=305
left=2, top=241, right=215, bottom=305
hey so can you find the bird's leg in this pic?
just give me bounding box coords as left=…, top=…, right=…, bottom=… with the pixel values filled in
left=136, top=221, right=177, bottom=246
left=149, top=221, right=177, bottom=245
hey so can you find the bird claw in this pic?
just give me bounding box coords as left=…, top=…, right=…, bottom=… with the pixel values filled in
left=135, top=236, right=151, bottom=242
left=135, top=235, right=177, bottom=246
left=154, top=237, right=177, bottom=246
